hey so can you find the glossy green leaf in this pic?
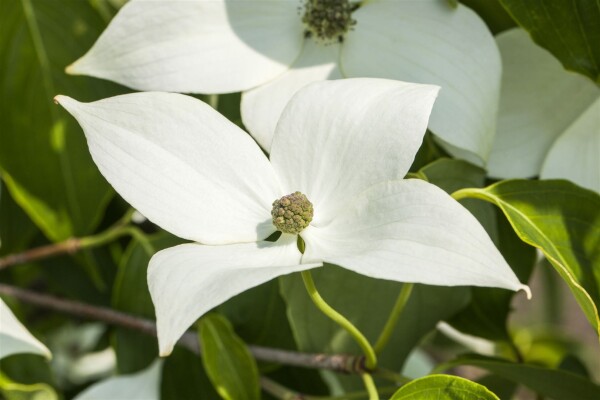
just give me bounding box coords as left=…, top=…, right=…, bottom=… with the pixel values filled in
left=0, top=0, right=126, bottom=241
left=454, top=180, right=600, bottom=336
left=280, top=266, right=469, bottom=390
left=199, top=314, right=260, bottom=400
left=500, top=0, right=600, bottom=83
left=441, top=355, right=600, bottom=400
left=390, top=374, right=499, bottom=400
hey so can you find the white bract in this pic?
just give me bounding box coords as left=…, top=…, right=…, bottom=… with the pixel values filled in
left=67, top=0, right=501, bottom=165
left=488, top=29, right=600, bottom=193
left=73, top=359, right=162, bottom=400
left=55, top=78, right=529, bottom=356
left=0, top=298, right=51, bottom=359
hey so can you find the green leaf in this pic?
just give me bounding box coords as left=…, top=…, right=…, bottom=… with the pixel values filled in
left=0, top=0, right=126, bottom=241
left=280, top=266, right=469, bottom=390
left=199, top=314, right=260, bottom=400
left=499, top=0, right=600, bottom=83
left=0, top=180, right=38, bottom=256
left=390, top=374, right=500, bottom=400
left=476, top=375, right=518, bottom=400
left=0, top=371, right=58, bottom=400
left=440, top=355, right=600, bottom=400
left=453, top=180, right=600, bottom=337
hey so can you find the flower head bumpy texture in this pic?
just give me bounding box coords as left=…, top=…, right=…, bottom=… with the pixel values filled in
left=272, top=191, right=314, bottom=234
left=302, top=0, right=356, bottom=42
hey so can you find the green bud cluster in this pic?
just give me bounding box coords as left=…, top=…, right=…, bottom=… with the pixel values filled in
left=271, top=192, right=314, bottom=234
left=302, top=0, right=357, bottom=42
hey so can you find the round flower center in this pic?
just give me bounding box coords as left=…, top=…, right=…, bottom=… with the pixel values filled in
left=301, top=0, right=357, bottom=43
left=271, top=192, right=314, bottom=234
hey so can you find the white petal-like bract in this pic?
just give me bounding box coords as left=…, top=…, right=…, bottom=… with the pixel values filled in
left=67, top=0, right=303, bottom=93
left=73, top=359, right=162, bottom=400
left=148, top=235, right=320, bottom=356
left=271, top=78, right=439, bottom=225
left=242, top=41, right=342, bottom=152
left=0, top=299, right=51, bottom=359
left=55, top=92, right=281, bottom=245
left=541, top=98, right=600, bottom=193
left=488, top=29, right=599, bottom=179
left=302, top=180, right=529, bottom=295
left=341, top=0, right=501, bottom=164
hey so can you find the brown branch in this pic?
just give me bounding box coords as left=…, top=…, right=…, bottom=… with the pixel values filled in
left=0, top=239, right=81, bottom=270
left=0, top=283, right=364, bottom=375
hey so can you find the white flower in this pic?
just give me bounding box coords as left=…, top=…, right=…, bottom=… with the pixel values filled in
left=67, top=0, right=501, bottom=165
left=55, top=78, right=528, bottom=356
left=488, top=29, right=600, bottom=193
left=0, top=298, right=51, bottom=359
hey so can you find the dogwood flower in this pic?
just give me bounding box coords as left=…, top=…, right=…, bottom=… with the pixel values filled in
left=67, top=0, right=501, bottom=165
left=55, top=78, right=529, bottom=356
left=0, top=298, right=51, bottom=359
left=488, top=29, right=600, bottom=193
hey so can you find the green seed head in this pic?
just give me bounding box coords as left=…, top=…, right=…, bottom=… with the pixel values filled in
left=302, top=0, right=357, bottom=42
left=271, top=192, right=314, bottom=234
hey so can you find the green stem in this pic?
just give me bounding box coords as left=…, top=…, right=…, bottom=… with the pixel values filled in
left=79, top=225, right=135, bottom=249
left=361, top=373, right=379, bottom=400
left=450, top=187, right=484, bottom=202
left=373, top=283, right=414, bottom=354
left=301, top=270, right=377, bottom=370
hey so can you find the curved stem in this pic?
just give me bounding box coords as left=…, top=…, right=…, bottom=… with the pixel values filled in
left=373, top=283, right=414, bottom=354
left=361, top=373, right=379, bottom=400
left=300, top=270, right=377, bottom=370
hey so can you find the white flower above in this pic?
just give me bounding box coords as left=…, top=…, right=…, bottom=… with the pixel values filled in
left=55, top=78, right=528, bottom=356
left=488, top=29, right=600, bottom=193
left=0, top=298, right=51, bottom=360
left=67, top=0, right=502, bottom=165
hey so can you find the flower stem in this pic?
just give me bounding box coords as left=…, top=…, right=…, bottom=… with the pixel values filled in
left=300, top=270, right=377, bottom=370
left=373, top=283, right=414, bottom=354
left=361, top=373, right=379, bottom=400
left=0, top=210, right=153, bottom=270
